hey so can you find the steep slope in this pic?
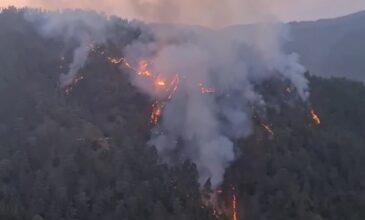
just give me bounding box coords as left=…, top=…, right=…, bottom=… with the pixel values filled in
left=0, top=8, right=213, bottom=220
left=223, top=75, right=365, bottom=220
left=1, top=7, right=365, bottom=220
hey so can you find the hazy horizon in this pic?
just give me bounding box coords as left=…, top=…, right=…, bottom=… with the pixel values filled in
left=1, top=0, right=365, bottom=26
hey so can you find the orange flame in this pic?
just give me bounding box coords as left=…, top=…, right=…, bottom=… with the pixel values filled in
left=311, top=110, right=321, bottom=125
left=137, top=60, right=152, bottom=77
left=103, top=56, right=181, bottom=125
left=150, top=102, right=163, bottom=125
left=156, top=79, right=166, bottom=87
left=232, top=189, right=238, bottom=220
left=108, top=57, right=123, bottom=65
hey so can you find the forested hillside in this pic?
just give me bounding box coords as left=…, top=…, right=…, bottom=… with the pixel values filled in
left=0, top=7, right=365, bottom=220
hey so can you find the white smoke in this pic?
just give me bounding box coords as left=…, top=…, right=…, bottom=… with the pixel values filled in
left=24, top=9, right=110, bottom=86
left=124, top=25, right=309, bottom=186
left=23, top=4, right=309, bottom=187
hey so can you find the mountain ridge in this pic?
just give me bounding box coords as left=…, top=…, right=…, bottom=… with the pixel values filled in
left=225, top=10, right=365, bottom=82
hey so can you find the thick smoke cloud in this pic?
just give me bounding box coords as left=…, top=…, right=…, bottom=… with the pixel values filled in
left=124, top=25, right=308, bottom=186
left=23, top=0, right=309, bottom=187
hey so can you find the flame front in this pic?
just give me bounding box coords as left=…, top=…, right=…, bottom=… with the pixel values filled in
left=311, top=110, right=321, bottom=125
left=155, top=79, right=166, bottom=88
left=232, top=193, right=238, bottom=220
left=77, top=51, right=219, bottom=125
left=108, top=57, right=123, bottom=65
left=150, top=101, right=163, bottom=125
left=137, top=60, right=152, bottom=77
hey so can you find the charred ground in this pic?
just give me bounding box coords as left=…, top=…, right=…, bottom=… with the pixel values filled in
left=0, top=7, right=365, bottom=220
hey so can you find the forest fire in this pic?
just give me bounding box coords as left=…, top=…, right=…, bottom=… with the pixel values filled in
left=102, top=56, right=180, bottom=125
left=156, top=79, right=166, bottom=87
left=107, top=57, right=123, bottom=65
left=311, top=110, right=321, bottom=125
left=137, top=60, right=152, bottom=77
left=150, top=101, right=163, bottom=124
left=232, top=193, right=238, bottom=220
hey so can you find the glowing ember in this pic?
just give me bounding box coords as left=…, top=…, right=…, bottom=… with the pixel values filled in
left=156, top=80, right=166, bottom=87
left=103, top=56, right=180, bottom=125
left=311, top=110, right=321, bottom=125
left=113, top=57, right=180, bottom=125
left=232, top=188, right=238, bottom=220
left=137, top=60, right=152, bottom=77
left=150, top=102, right=163, bottom=125
left=199, top=83, right=215, bottom=94
left=108, top=57, right=123, bottom=65
left=261, top=123, right=274, bottom=136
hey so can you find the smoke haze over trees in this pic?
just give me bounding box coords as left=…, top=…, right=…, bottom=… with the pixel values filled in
left=0, top=6, right=365, bottom=220
left=226, top=10, right=365, bottom=82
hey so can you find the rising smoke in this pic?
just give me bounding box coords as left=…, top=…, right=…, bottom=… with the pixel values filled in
left=124, top=24, right=308, bottom=186
left=24, top=9, right=141, bottom=87
left=23, top=0, right=309, bottom=187
left=25, top=10, right=110, bottom=86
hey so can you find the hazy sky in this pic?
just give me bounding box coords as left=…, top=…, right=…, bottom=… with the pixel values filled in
left=2, top=0, right=365, bottom=26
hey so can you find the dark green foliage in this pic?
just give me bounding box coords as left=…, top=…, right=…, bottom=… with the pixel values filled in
left=223, top=75, right=365, bottom=220
left=1, top=7, right=365, bottom=220
left=0, top=7, right=214, bottom=220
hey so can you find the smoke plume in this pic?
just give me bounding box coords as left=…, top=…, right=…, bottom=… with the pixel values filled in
left=124, top=24, right=308, bottom=186
left=23, top=0, right=309, bottom=187
left=25, top=10, right=111, bottom=86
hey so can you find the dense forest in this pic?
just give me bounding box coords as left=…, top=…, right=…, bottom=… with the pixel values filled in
left=0, top=7, right=365, bottom=220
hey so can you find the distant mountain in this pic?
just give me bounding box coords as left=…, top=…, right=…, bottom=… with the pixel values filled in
left=225, top=11, right=365, bottom=82
left=287, top=10, right=365, bottom=81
